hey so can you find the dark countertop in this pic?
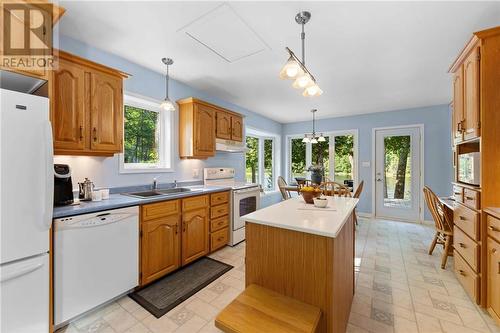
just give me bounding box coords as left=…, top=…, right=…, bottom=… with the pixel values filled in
left=53, top=185, right=232, bottom=219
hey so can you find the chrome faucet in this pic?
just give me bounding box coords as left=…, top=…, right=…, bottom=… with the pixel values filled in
left=152, top=178, right=158, bottom=190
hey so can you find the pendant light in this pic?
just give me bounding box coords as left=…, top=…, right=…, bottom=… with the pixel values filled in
left=160, top=57, right=175, bottom=111
left=279, top=11, right=322, bottom=97
left=302, top=109, right=325, bottom=144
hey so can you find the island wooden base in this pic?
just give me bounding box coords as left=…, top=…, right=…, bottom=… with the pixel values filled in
left=245, top=213, right=355, bottom=333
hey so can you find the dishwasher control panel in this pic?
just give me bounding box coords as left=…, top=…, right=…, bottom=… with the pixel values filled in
left=54, top=206, right=138, bottom=231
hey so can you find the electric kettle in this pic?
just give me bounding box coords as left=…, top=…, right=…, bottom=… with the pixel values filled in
left=78, top=178, right=94, bottom=201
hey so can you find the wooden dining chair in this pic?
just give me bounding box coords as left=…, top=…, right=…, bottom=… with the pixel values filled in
left=277, top=176, right=291, bottom=200
left=423, top=186, right=454, bottom=269
left=320, top=181, right=352, bottom=197
left=352, top=181, right=364, bottom=225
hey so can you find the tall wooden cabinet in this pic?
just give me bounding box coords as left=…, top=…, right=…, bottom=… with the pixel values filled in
left=177, top=97, right=245, bottom=159
left=51, top=50, right=127, bottom=156
left=449, top=26, right=500, bottom=322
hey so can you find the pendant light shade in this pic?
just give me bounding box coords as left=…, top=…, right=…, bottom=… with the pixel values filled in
left=292, top=73, right=313, bottom=89
left=317, top=135, right=326, bottom=142
left=279, top=56, right=304, bottom=80
left=160, top=98, right=175, bottom=111
left=302, top=136, right=310, bottom=143
left=161, top=57, right=175, bottom=111
left=303, top=83, right=323, bottom=97
left=310, top=137, right=318, bottom=144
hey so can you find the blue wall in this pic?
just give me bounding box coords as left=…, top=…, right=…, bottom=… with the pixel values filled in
left=282, top=105, right=453, bottom=218
left=54, top=35, right=282, bottom=207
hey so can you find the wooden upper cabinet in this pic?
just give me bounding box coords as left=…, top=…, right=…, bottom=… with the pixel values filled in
left=178, top=98, right=244, bottom=159
left=51, top=50, right=127, bottom=156
left=216, top=111, right=232, bottom=140
left=231, top=115, right=243, bottom=142
left=463, top=47, right=480, bottom=141
left=452, top=67, right=464, bottom=143
left=194, top=103, right=216, bottom=157
left=90, top=71, right=123, bottom=152
left=181, top=207, right=209, bottom=265
left=140, top=213, right=181, bottom=286
left=51, top=58, right=86, bottom=151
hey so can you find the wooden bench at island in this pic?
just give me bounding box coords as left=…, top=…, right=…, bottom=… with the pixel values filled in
left=215, top=284, right=321, bottom=333
left=241, top=196, right=359, bottom=333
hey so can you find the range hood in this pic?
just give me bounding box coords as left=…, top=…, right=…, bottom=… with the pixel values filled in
left=216, top=138, right=248, bottom=153
left=0, top=70, right=46, bottom=94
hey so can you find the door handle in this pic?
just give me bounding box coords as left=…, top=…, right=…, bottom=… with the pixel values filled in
left=175, top=224, right=179, bottom=235
left=376, top=178, right=383, bottom=182
left=93, top=127, right=97, bottom=142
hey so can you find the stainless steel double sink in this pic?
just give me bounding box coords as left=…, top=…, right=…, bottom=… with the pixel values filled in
left=122, top=187, right=199, bottom=199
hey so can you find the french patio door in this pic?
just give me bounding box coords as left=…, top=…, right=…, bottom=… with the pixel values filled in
left=375, top=127, right=421, bottom=222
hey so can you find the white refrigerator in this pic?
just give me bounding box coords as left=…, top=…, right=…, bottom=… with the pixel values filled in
left=0, top=88, right=53, bottom=333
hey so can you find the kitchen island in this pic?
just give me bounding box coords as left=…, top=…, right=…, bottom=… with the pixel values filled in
left=243, top=196, right=358, bottom=333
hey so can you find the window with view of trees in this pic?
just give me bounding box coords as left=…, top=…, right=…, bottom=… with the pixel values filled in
left=246, top=132, right=277, bottom=191
left=120, top=94, right=173, bottom=173
left=288, top=131, right=357, bottom=185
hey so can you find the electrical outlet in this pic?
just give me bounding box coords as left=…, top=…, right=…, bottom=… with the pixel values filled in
left=193, top=168, right=200, bottom=178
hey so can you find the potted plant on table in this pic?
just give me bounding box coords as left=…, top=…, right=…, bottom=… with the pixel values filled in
left=308, top=164, right=324, bottom=185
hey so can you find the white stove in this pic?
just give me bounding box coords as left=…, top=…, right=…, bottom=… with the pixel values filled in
left=204, top=168, right=261, bottom=245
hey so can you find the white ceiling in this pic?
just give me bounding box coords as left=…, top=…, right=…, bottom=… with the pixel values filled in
left=58, top=1, right=500, bottom=123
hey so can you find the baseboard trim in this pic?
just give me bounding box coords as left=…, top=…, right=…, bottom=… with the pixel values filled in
left=357, top=212, right=374, bottom=218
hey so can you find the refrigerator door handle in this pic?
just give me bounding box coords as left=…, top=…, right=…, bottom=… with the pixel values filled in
left=0, top=262, right=44, bottom=283
left=43, top=121, right=54, bottom=230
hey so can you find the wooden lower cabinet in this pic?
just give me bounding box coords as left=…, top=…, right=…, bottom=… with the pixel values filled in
left=140, top=214, right=180, bottom=286
left=487, top=237, right=500, bottom=323
left=140, top=194, right=227, bottom=285
left=209, top=192, right=230, bottom=252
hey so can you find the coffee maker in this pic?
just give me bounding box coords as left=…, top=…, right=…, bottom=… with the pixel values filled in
left=54, top=164, right=74, bottom=206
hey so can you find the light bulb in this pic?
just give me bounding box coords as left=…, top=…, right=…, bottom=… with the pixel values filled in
left=292, top=73, right=313, bottom=89
left=279, top=57, right=304, bottom=80
left=160, top=98, right=175, bottom=111
left=303, top=83, right=323, bottom=97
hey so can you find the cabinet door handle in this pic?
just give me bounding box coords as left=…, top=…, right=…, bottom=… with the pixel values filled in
left=458, top=269, right=466, bottom=276
left=465, top=196, right=474, bottom=200
left=79, top=126, right=83, bottom=140
left=182, top=221, right=186, bottom=232
left=175, top=224, right=178, bottom=235
left=459, top=216, right=466, bottom=221
left=93, top=127, right=97, bottom=142
left=454, top=192, right=461, bottom=195
left=459, top=242, right=466, bottom=248
left=217, top=237, right=224, bottom=242
left=488, top=226, right=499, bottom=232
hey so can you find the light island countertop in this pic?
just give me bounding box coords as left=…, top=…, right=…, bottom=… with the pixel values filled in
left=242, top=196, right=358, bottom=238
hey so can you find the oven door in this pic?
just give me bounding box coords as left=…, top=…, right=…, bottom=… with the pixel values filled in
left=233, top=187, right=261, bottom=231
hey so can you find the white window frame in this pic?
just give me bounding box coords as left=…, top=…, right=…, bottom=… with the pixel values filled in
left=286, top=129, right=359, bottom=187
left=245, top=127, right=281, bottom=192
left=119, top=92, right=174, bottom=173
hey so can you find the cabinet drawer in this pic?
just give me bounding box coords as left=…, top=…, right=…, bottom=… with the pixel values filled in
left=211, top=203, right=229, bottom=219
left=210, top=215, right=229, bottom=232
left=487, top=215, right=500, bottom=243
left=454, top=204, right=480, bottom=241
left=463, top=188, right=480, bottom=210
left=142, top=200, right=180, bottom=221
left=454, top=250, right=479, bottom=303
left=453, top=185, right=464, bottom=203
left=182, top=195, right=209, bottom=212
left=454, top=226, right=479, bottom=272
left=210, top=227, right=228, bottom=252
left=211, top=191, right=229, bottom=206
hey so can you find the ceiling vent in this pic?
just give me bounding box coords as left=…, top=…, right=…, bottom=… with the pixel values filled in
left=178, top=3, right=270, bottom=63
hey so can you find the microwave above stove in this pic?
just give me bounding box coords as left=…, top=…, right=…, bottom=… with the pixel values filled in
left=457, top=152, right=480, bottom=186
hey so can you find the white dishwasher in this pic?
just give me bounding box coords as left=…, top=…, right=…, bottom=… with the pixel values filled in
left=54, top=206, right=139, bottom=326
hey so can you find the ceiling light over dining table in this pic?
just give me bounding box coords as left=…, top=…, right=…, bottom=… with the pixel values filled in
left=279, top=11, right=322, bottom=97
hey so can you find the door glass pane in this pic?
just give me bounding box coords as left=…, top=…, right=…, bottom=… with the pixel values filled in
left=290, top=138, right=307, bottom=182
left=334, top=135, right=354, bottom=185
left=245, top=136, right=259, bottom=184
left=311, top=137, right=330, bottom=180
left=264, top=139, right=273, bottom=190
left=383, top=135, right=412, bottom=208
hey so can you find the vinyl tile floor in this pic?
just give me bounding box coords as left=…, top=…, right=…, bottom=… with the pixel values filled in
left=56, top=217, right=500, bottom=333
